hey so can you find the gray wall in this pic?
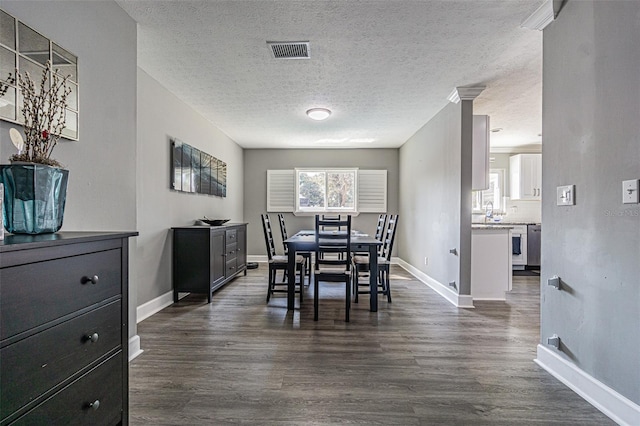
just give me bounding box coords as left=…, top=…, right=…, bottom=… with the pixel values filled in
left=135, top=69, right=244, bottom=306
left=398, top=101, right=473, bottom=295
left=0, top=1, right=138, bottom=339
left=542, top=0, right=640, bottom=404
left=244, top=149, right=399, bottom=257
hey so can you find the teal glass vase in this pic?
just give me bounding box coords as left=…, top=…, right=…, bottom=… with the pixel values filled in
left=0, top=164, right=69, bottom=234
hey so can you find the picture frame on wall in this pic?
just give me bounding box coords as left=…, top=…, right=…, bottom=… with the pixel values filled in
left=169, top=137, right=227, bottom=198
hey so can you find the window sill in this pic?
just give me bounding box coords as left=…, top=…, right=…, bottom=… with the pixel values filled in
left=293, top=211, right=361, bottom=217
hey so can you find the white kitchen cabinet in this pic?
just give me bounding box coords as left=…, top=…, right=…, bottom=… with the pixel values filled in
left=510, top=153, right=541, bottom=200
left=472, top=115, right=490, bottom=191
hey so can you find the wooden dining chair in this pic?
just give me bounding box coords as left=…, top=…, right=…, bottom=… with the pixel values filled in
left=277, top=213, right=311, bottom=278
left=374, top=214, right=387, bottom=246
left=261, top=214, right=306, bottom=303
left=353, top=214, right=398, bottom=303
left=314, top=214, right=352, bottom=321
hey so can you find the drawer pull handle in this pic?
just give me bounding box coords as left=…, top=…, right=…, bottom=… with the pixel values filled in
left=82, top=275, right=99, bottom=285
left=87, top=400, right=100, bottom=410
left=84, top=332, right=99, bottom=343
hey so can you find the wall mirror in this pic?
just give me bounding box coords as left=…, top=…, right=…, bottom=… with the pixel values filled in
left=0, top=9, right=79, bottom=140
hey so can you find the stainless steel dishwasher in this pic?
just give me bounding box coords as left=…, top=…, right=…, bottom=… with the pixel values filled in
left=527, top=224, right=541, bottom=267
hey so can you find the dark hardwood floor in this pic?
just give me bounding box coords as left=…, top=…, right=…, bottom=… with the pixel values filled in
left=130, top=265, right=613, bottom=425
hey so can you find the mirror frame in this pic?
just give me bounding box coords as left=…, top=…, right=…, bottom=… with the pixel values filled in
left=0, top=9, right=79, bottom=141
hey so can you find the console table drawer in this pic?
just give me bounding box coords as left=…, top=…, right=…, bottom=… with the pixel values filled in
left=10, top=351, right=123, bottom=426
left=0, top=249, right=122, bottom=341
left=225, top=228, right=237, bottom=244
left=226, top=242, right=237, bottom=259
left=1, top=301, right=121, bottom=419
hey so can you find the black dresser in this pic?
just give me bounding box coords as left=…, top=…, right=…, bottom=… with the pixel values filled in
left=0, top=231, right=137, bottom=426
left=172, top=223, right=247, bottom=303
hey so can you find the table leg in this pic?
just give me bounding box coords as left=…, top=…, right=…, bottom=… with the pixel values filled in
left=287, top=244, right=296, bottom=310
left=369, top=244, right=378, bottom=312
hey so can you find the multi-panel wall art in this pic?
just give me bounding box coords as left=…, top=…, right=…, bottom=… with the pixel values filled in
left=171, top=138, right=227, bottom=197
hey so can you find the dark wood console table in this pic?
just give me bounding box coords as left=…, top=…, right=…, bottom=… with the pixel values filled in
left=172, top=223, right=247, bottom=303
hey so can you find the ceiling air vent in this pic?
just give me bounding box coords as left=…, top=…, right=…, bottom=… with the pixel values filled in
left=267, top=41, right=310, bottom=59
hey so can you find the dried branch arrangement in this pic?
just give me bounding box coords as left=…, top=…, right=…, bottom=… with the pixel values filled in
left=11, top=60, right=72, bottom=167
left=0, top=72, right=15, bottom=97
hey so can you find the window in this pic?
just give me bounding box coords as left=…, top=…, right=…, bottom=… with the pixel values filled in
left=473, top=169, right=505, bottom=212
left=296, top=169, right=357, bottom=213
left=266, top=169, right=386, bottom=213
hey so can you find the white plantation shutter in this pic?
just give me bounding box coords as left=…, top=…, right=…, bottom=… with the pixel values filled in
left=357, top=170, right=387, bottom=212
left=267, top=170, right=295, bottom=212
left=267, top=169, right=387, bottom=213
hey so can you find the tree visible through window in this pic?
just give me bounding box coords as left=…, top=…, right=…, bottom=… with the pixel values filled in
left=473, top=169, right=505, bottom=212
left=297, top=169, right=357, bottom=212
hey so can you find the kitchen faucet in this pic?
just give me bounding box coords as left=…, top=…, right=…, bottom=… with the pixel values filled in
left=485, top=201, right=494, bottom=222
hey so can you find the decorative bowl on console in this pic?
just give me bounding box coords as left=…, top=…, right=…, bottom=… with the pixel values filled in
left=199, top=218, right=230, bottom=226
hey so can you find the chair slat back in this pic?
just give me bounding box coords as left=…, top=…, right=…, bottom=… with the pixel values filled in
left=315, top=215, right=351, bottom=271
left=321, top=214, right=342, bottom=231
left=381, top=214, right=398, bottom=261
left=277, top=213, right=289, bottom=255
left=375, top=214, right=387, bottom=241
left=261, top=213, right=277, bottom=261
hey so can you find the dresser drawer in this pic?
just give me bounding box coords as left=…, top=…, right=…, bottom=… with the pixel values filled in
left=1, top=301, right=121, bottom=420
left=10, top=351, right=123, bottom=426
left=225, top=228, right=237, bottom=244
left=0, top=249, right=122, bottom=341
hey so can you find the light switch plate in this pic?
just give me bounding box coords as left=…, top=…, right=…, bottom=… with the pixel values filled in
left=622, top=179, right=639, bottom=204
left=557, top=185, right=575, bottom=206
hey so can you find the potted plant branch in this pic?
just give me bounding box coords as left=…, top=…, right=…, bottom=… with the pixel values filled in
left=1, top=60, right=72, bottom=234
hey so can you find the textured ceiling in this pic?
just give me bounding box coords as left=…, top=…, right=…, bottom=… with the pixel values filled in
left=116, top=0, right=543, bottom=150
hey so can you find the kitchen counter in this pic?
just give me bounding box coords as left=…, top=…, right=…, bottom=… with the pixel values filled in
left=471, top=226, right=512, bottom=300
left=473, top=221, right=540, bottom=226
left=472, top=224, right=514, bottom=230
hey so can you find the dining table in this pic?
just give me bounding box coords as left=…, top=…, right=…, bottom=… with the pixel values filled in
left=284, top=230, right=383, bottom=313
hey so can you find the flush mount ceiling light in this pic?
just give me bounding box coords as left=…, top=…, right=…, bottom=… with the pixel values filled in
left=306, top=108, right=331, bottom=121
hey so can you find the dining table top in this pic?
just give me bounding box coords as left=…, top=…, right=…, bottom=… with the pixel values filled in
left=284, top=230, right=382, bottom=245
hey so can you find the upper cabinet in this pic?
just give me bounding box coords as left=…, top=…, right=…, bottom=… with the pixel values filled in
left=510, top=154, right=541, bottom=200
left=472, top=115, right=490, bottom=191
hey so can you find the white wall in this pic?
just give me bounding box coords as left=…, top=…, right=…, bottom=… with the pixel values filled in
left=136, top=68, right=243, bottom=306
left=398, top=100, right=473, bottom=296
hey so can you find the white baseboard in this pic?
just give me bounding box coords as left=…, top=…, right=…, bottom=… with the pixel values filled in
left=535, top=344, right=640, bottom=426
left=128, top=335, right=143, bottom=362
left=137, top=291, right=173, bottom=323
left=396, top=258, right=474, bottom=308
left=248, top=255, right=268, bottom=263
left=137, top=290, right=187, bottom=323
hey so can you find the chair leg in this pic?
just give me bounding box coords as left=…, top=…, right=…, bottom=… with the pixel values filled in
left=383, top=268, right=392, bottom=303
left=298, top=264, right=303, bottom=304
left=345, top=278, right=350, bottom=322
left=314, top=275, right=319, bottom=321
left=266, top=267, right=273, bottom=302
left=353, top=265, right=359, bottom=303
